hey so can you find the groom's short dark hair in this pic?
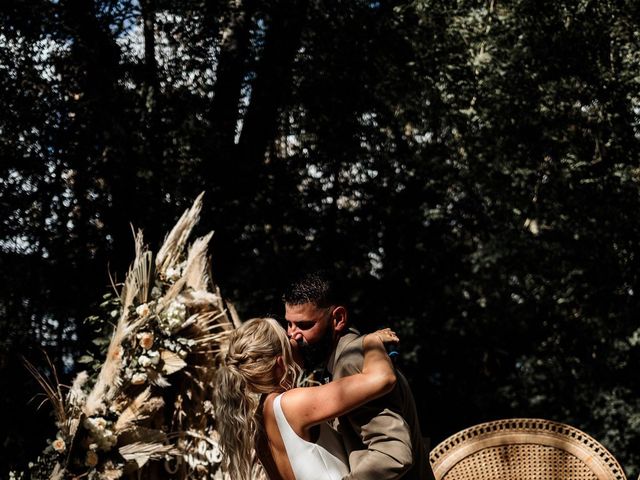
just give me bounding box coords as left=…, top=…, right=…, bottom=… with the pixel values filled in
left=282, top=270, right=345, bottom=308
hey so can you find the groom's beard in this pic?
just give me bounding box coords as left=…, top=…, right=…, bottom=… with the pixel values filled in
left=299, top=326, right=334, bottom=373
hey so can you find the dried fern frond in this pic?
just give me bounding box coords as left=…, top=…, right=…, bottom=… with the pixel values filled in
left=83, top=336, right=124, bottom=416
left=114, top=388, right=163, bottom=432
left=156, top=192, right=204, bottom=275
left=67, top=371, right=88, bottom=411
left=85, top=236, right=153, bottom=417
left=182, top=232, right=214, bottom=291
left=178, top=291, right=221, bottom=317
left=121, top=231, right=152, bottom=311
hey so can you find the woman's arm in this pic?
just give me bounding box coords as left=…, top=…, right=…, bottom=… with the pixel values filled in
left=281, top=329, right=398, bottom=434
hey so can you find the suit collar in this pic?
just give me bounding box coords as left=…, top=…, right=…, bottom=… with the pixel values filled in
left=327, top=327, right=360, bottom=376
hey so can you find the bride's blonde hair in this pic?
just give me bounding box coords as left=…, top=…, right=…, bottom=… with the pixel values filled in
left=213, top=317, right=300, bottom=479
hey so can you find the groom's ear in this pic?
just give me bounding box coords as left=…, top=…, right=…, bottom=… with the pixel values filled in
left=332, top=306, right=347, bottom=333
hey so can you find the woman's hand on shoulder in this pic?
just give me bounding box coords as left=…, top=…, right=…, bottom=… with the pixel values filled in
left=366, top=327, right=399, bottom=347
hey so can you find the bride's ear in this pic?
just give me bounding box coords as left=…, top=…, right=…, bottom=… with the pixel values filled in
left=276, top=356, right=294, bottom=389
left=275, top=355, right=286, bottom=375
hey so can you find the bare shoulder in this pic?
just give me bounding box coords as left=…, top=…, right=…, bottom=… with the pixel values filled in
left=279, top=387, right=322, bottom=438
left=279, top=386, right=316, bottom=415
left=262, top=392, right=282, bottom=420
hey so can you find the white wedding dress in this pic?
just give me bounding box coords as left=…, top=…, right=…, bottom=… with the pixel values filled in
left=273, top=393, right=349, bottom=480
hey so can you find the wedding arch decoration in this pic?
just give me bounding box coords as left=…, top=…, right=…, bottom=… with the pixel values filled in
left=23, top=194, right=265, bottom=479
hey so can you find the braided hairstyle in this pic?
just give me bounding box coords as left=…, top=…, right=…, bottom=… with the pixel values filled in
left=213, top=318, right=300, bottom=479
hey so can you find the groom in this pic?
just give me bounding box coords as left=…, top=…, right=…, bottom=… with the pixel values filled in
left=283, top=271, right=435, bottom=480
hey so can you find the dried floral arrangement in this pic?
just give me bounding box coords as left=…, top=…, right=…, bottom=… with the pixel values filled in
left=21, top=194, right=258, bottom=480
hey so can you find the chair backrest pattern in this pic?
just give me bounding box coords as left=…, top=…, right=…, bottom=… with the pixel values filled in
left=429, top=418, right=626, bottom=480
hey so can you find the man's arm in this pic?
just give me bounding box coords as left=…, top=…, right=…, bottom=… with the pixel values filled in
left=341, top=403, right=414, bottom=480
left=333, top=338, right=415, bottom=480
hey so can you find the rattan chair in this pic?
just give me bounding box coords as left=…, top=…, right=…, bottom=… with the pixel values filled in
left=429, top=418, right=626, bottom=480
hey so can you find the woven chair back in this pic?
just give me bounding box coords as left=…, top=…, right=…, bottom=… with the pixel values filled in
left=429, top=418, right=626, bottom=480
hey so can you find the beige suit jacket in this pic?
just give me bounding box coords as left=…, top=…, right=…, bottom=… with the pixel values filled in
left=327, top=331, right=435, bottom=480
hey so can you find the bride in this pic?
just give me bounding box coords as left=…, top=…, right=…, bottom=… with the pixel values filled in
left=213, top=317, right=398, bottom=480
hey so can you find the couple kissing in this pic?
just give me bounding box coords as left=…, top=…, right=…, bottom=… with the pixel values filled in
left=214, top=271, right=435, bottom=480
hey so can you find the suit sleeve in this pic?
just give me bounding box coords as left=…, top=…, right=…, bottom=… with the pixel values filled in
left=335, top=342, right=414, bottom=480
left=341, top=404, right=414, bottom=480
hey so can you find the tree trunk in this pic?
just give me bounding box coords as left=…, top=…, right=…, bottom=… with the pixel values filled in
left=208, top=0, right=257, bottom=165
left=236, top=0, right=308, bottom=171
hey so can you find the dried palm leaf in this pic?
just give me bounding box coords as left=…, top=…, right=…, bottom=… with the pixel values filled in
left=160, top=350, right=187, bottom=375
left=156, top=192, right=204, bottom=275
left=118, top=426, right=167, bottom=445
left=190, top=310, right=230, bottom=331
left=227, top=301, right=243, bottom=329
left=119, top=442, right=178, bottom=468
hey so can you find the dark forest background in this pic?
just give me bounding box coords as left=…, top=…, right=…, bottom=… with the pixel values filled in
left=1, top=0, right=640, bottom=477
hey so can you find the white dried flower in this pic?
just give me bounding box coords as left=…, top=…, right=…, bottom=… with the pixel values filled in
left=84, top=416, right=107, bottom=433
left=94, top=417, right=107, bottom=430
left=159, top=300, right=187, bottom=332
left=138, top=331, right=154, bottom=350
left=135, top=303, right=151, bottom=317
left=138, top=355, right=152, bottom=368
left=166, top=266, right=181, bottom=282
left=52, top=438, right=66, bottom=453
left=131, top=372, right=147, bottom=385
left=147, top=350, right=160, bottom=364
